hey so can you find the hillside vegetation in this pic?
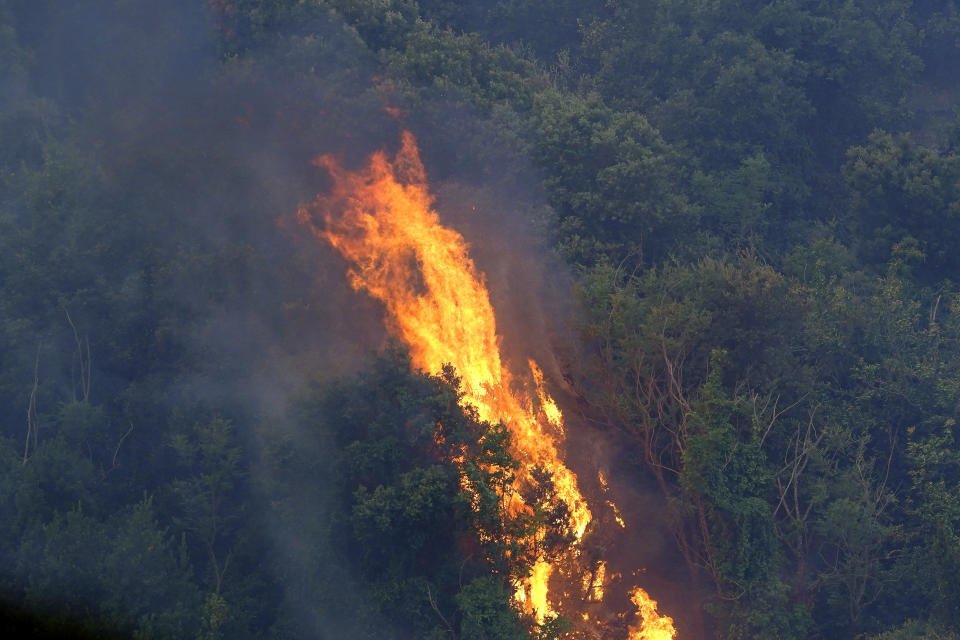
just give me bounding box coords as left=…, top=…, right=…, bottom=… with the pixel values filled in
left=2, top=1, right=960, bottom=638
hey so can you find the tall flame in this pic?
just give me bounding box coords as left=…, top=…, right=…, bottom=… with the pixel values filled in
left=297, top=131, right=675, bottom=638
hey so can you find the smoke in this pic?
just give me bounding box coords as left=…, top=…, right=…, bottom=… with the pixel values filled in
left=1, top=1, right=400, bottom=635
left=36, top=1, right=400, bottom=396
left=2, top=1, right=688, bottom=636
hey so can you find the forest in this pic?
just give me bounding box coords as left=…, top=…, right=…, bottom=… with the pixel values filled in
left=2, top=0, right=960, bottom=638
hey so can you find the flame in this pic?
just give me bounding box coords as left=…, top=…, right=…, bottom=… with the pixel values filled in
left=530, top=360, right=564, bottom=432
left=609, top=501, right=627, bottom=528
left=298, top=131, right=675, bottom=636
left=584, top=560, right=606, bottom=601
left=528, top=560, right=555, bottom=619
left=627, top=588, right=677, bottom=640
left=598, top=471, right=627, bottom=528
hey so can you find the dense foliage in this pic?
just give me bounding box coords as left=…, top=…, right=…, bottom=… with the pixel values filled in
left=2, top=0, right=960, bottom=638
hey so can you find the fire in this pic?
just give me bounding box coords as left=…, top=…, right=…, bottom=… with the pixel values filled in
left=298, top=131, right=676, bottom=637
left=598, top=471, right=627, bottom=529
left=627, top=588, right=677, bottom=640
left=584, top=560, right=606, bottom=601
left=530, top=360, right=563, bottom=432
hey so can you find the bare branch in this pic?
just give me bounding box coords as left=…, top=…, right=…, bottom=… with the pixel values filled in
left=426, top=584, right=456, bottom=637
left=111, top=422, right=136, bottom=471
left=63, top=306, right=92, bottom=402
left=23, top=344, right=40, bottom=465
left=930, top=294, right=941, bottom=325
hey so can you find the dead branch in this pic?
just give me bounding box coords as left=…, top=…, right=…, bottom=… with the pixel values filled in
left=426, top=584, right=456, bottom=637
left=110, top=422, right=136, bottom=471
left=23, top=344, right=40, bottom=465
left=64, top=306, right=92, bottom=402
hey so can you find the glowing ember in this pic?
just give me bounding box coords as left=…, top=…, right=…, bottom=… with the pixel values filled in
left=598, top=471, right=627, bottom=529
left=298, top=131, right=676, bottom=637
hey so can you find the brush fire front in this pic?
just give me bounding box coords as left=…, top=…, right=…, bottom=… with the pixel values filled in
left=297, top=131, right=676, bottom=639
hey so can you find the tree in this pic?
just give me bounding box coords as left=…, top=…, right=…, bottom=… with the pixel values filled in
left=844, top=131, right=960, bottom=278
left=531, top=90, right=694, bottom=266
left=290, top=348, right=535, bottom=639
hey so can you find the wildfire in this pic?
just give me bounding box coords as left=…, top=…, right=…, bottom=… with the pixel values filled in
left=585, top=560, right=606, bottom=601
left=627, top=588, right=677, bottom=640
left=297, top=131, right=675, bottom=638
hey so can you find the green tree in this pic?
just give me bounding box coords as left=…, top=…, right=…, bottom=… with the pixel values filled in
left=531, top=90, right=694, bottom=266
left=844, top=131, right=960, bottom=278
left=291, top=348, right=534, bottom=639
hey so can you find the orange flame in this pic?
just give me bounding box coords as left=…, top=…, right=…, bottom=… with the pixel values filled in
left=627, top=588, right=677, bottom=640
left=298, top=131, right=675, bottom=637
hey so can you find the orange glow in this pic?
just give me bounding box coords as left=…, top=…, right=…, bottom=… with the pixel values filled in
left=382, top=105, right=404, bottom=119
left=298, top=131, right=675, bottom=636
